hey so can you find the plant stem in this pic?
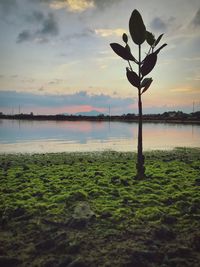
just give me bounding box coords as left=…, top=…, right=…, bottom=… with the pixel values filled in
left=127, top=60, right=133, bottom=71
left=137, top=44, right=145, bottom=179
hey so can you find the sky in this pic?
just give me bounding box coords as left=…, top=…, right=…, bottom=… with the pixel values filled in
left=0, top=0, right=200, bottom=115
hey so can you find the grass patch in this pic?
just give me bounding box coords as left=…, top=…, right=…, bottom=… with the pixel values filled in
left=0, top=148, right=200, bottom=266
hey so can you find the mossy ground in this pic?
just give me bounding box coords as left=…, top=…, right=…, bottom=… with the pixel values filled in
left=0, top=148, right=200, bottom=267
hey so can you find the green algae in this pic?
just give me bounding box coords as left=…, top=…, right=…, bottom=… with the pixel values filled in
left=0, top=148, right=200, bottom=266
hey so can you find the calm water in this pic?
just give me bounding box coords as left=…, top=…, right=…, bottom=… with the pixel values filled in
left=0, top=119, right=199, bottom=153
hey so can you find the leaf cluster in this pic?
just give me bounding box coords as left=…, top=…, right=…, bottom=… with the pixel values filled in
left=110, top=9, right=167, bottom=95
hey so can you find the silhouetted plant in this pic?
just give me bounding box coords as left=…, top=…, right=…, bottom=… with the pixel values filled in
left=110, top=10, right=167, bottom=179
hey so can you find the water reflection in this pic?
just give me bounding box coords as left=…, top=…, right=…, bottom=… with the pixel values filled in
left=0, top=119, right=199, bottom=153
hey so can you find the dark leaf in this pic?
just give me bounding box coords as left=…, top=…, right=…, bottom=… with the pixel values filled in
left=141, top=53, right=157, bottom=76
left=146, top=31, right=155, bottom=46
left=126, top=68, right=140, bottom=88
left=125, top=44, right=131, bottom=53
left=154, top=34, right=164, bottom=47
left=122, top=33, right=128, bottom=43
left=125, top=44, right=138, bottom=63
left=110, top=43, right=136, bottom=61
left=129, top=9, right=146, bottom=45
left=154, top=43, right=167, bottom=54
left=141, top=78, right=153, bottom=94
left=141, top=77, right=152, bottom=88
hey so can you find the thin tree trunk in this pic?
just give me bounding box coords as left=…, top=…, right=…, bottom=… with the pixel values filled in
left=137, top=45, right=145, bottom=179
left=137, top=91, right=145, bottom=178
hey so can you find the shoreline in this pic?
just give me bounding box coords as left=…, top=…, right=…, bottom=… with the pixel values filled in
left=0, top=145, right=199, bottom=155
left=1, top=116, right=200, bottom=125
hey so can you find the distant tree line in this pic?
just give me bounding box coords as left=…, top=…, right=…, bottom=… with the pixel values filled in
left=0, top=111, right=200, bottom=123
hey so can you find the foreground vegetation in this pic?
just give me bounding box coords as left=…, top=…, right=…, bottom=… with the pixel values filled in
left=0, top=148, right=200, bottom=267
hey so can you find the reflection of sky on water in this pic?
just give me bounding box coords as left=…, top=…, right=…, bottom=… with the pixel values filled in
left=0, top=120, right=135, bottom=144
left=0, top=119, right=200, bottom=153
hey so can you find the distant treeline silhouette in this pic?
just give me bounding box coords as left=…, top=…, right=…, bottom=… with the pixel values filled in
left=0, top=111, right=200, bottom=123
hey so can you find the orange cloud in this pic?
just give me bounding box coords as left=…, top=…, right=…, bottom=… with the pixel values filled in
left=50, top=0, right=94, bottom=12
left=95, top=28, right=126, bottom=37
left=170, top=86, right=199, bottom=93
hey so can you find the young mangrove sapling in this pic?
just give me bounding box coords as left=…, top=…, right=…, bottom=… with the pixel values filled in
left=110, top=10, right=167, bottom=179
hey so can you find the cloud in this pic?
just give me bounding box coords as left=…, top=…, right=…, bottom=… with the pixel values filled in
left=194, top=76, right=200, bottom=81
left=10, top=74, right=18, bottom=78
left=38, top=13, right=58, bottom=35
left=0, top=0, right=17, bottom=13
left=17, top=13, right=59, bottom=43
left=150, top=17, right=167, bottom=32
left=17, top=30, right=32, bottom=43
left=63, top=28, right=94, bottom=41
left=25, top=10, right=45, bottom=23
left=95, top=28, right=126, bottom=37
left=0, top=90, right=133, bottom=113
left=50, top=0, right=94, bottom=12
left=33, top=0, right=120, bottom=12
left=192, top=8, right=200, bottom=27
left=21, top=78, right=35, bottom=83
left=48, top=78, right=63, bottom=84
left=170, top=87, right=196, bottom=93
left=94, top=0, right=120, bottom=9
left=182, top=56, right=200, bottom=62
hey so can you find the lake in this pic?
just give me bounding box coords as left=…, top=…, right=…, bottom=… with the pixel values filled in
left=0, top=119, right=199, bottom=153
